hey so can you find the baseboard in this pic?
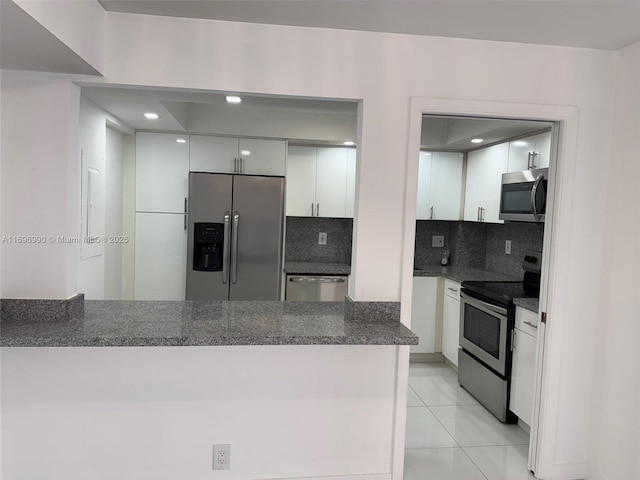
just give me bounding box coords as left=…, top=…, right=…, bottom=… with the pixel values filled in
left=262, top=474, right=391, bottom=480
left=539, top=461, right=586, bottom=480
left=410, top=352, right=445, bottom=363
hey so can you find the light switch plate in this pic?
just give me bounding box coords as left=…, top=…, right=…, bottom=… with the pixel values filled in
left=318, top=232, right=327, bottom=245
left=505, top=240, right=512, bottom=254
left=432, top=235, right=444, bottom=248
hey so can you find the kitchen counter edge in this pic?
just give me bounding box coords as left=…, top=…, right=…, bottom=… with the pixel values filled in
left=0, top=300, right=417, bottom=348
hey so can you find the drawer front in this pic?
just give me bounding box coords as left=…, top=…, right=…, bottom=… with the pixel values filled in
left=443, top=279, right=461, bottom=300
left=515, top=306, right=539, bottom=337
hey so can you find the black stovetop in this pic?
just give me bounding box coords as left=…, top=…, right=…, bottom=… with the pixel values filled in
left=461, top=281, right=538, bottom=307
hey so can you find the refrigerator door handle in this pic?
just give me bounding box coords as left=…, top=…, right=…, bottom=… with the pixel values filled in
left=231, top=211, right=240, bottom=284
left=222, top=212, right=231, bottom=284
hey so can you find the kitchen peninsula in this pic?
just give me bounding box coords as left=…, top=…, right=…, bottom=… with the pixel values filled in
left=1, top=298, right=416, bottom=480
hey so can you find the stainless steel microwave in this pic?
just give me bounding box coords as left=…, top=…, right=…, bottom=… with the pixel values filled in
left=499, top=167, right=548, bottom=222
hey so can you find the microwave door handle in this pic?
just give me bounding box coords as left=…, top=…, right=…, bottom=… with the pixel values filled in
left=531, top=174, right=544, bottom=222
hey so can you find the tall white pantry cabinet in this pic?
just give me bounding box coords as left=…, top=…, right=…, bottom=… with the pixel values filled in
left=134, top=133, right=189, bottom=300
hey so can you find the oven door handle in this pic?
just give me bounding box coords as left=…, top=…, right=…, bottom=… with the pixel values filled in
left=460, top=291, right=508, bottom=317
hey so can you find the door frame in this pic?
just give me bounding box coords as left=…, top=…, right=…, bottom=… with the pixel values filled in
left=399, top=97, right=579, bottom=479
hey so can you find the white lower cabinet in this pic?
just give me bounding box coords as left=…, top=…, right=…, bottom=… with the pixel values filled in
left=442, top=279, right=461, bottom=366
left=510, top=307, right=539, bottom=426
left=410, top=277, right=439, bottom=354
left=134, top=212, right=187, bottom=300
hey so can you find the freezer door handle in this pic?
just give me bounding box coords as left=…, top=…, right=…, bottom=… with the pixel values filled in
left=222, top=212, right=231, bottom=284
left=288, top=276, right=346, bottom=283
left=231, top=211, right=239, bottom=284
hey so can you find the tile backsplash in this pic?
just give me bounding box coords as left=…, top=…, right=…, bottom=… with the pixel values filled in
left=285, top=217, right=353, bottom=264
left=414, top=220, right=544, bottom=277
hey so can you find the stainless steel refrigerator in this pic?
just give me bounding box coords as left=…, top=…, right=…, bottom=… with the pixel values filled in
left=186, top=172, right=284, bottom=300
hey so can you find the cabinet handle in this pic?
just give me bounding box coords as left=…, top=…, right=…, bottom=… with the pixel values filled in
left=477, top=206, right=481, bottom=221
left=311, top=203, right=315, bottom=217
left=511, top=329, right=516, bottom=351
left=231, top=212, right=239, bottom=284
left=448, top=287, right=458, bottom=293
left=316, top=203, right=320, bottom=217
left=234, top=157, right=238, bottom=173
left=430, top=206, right=434, bottom=220
left=184, top=197, right=188, bottom=231
left=524, top=321, right=538, bottom=329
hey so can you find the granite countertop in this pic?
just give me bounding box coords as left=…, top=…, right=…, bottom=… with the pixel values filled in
left=413, top=265, right=520, bottom=283
left=0, top=300, right=417, bottom=348
left=285, top=262, right=351, bottom=276
left=513, top=297, right=540, bottom=313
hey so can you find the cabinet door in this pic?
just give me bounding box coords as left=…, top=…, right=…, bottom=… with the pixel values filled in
left=136, top=132, right=189, bottom=213
left=410, top=277, right=439, bottom=354
left=533, top=131, right=552, bottom=169
left=239, top=138, right=286, bottom=176
left=315, top=147, right=349, bottom=218
left=442, top=293, right=461, bottom=366
left=463, top=142, right=508, bottom=223
left=507, top=136, right=536, bottom=172
left=286, top=146, right=317, bottom=216
left=345, top=148, right=357, bottom=218
left=510, top=327, right=537, bottom=426
left=134, top=212, right=187, bottom=300
left=189, top=135, right=238, bottom=174
left=430, top=152, right=463, bottom=221
left=416, top=152, right=432, bottom=220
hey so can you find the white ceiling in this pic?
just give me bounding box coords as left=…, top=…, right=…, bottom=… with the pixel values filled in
left=98, top=0, right=640, bottom=51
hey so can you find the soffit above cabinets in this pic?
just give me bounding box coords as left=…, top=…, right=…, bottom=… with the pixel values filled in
left=421, top=116, right=554, bottom=152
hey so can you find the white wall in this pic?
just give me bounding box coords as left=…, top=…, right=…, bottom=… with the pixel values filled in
left=587, top=40, right=640, bottom=480
left=1, top=345, right=399, bottom=480
left=0, top=71, right=81, bottom=299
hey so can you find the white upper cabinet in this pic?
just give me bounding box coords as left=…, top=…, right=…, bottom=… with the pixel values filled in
left=238, top=138, right=286, bottom=176
left=417, top=152, right=463, bottom=221
left=286, top=146, right=317, bottom=216
left=430, top=152, right=464, bottom=220
left=136, top=132, right=190, bottom=213
left=315, top=147, right=349, bottom=218
left=464, top=142, right=509, bottom=223
left=507, top=130, right=552, bottom=172
left=285, top=146, right=356, bottom=218
left=416, top=152, right=433, bottom=220
left=346, top=148, right=357, bottom=218
left=189, top=135, right=238, bottom=174
left=190, top=135, right=286, bottom=176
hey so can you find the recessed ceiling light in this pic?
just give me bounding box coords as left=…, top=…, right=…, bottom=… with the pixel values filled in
left=471, top=138, right=484, bottom=144
left=176, top=138, right=187, bottom=144
left=513, top=140, right=528, bottom=147
left=240, top=150, right=251, bottom=156
left=226, top=96, right=242, bottom=104
left=343, top=141, right=355, bottom=146
left=144, top=112, right=159, bottom=120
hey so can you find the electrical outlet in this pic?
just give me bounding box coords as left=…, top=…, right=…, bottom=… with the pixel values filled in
left=318, top=232, right=327, bottom=245
left=432, top=235, right=444, bottom=248
left=505, top=240, right=512, bottom=255
left=213, top=444, right=231, bottom=470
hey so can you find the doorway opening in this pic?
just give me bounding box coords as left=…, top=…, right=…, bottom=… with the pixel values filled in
left=403, top=111, right=560, bottom=480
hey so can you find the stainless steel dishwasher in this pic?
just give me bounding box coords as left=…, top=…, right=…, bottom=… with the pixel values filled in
left=285, top=275, right=348, bottom=301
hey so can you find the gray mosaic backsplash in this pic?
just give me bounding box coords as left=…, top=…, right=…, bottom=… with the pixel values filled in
left=285, top=217, right=353, bottom=263
left=414, top=220, right=544, bottom=277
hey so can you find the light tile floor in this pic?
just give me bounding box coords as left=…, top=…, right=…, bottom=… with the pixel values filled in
left=405, top=362, right=536, bottom=480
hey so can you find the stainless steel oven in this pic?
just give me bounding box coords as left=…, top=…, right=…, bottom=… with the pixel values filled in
left=459, top=292, right=510, bottom=376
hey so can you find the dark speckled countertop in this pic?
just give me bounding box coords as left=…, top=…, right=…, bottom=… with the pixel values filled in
left=285, top=262, right=351, bottom=276
left=413, top=266, right=538, bottom=313
left=0, top=300, right=417, bottom=347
